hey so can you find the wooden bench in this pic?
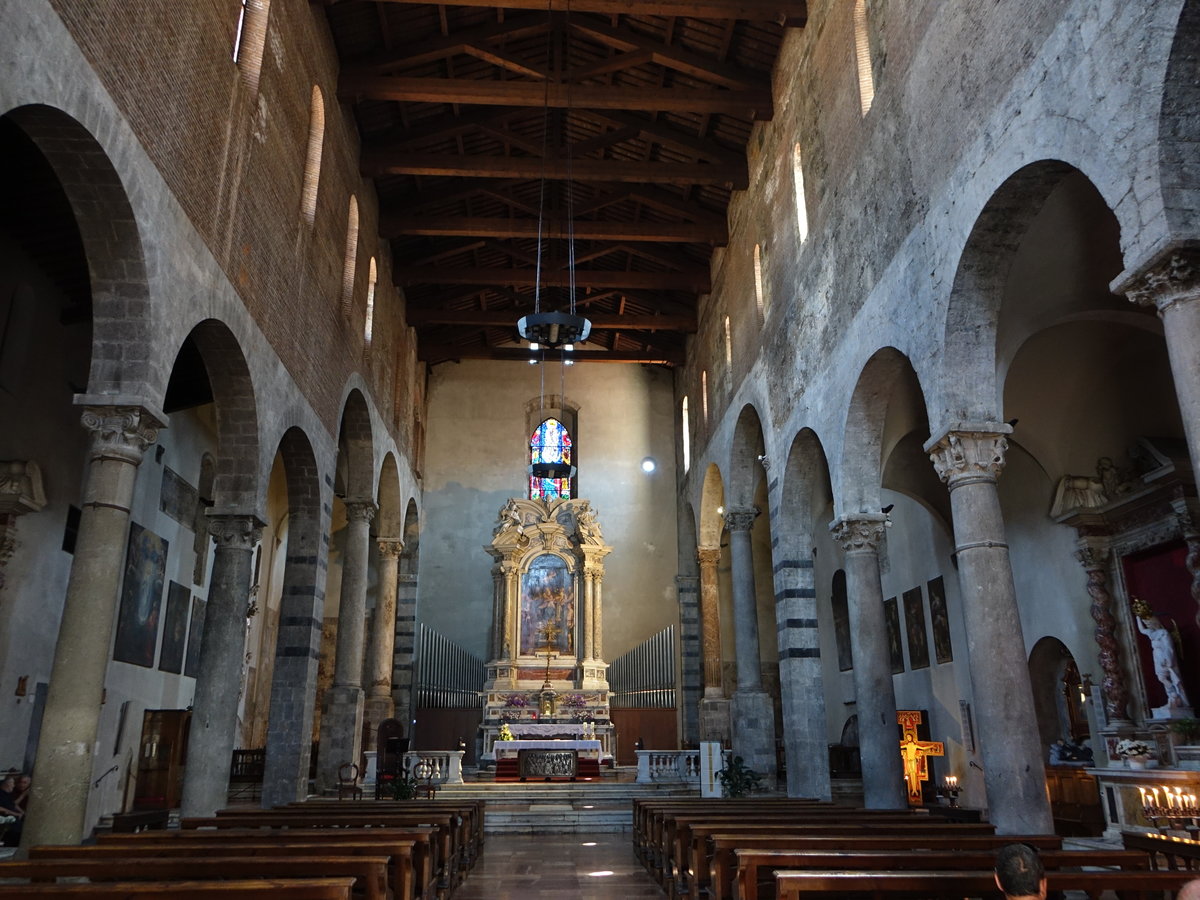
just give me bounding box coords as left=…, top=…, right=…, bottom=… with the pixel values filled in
left=706, top=834, right=1063, bottom=900
left=634, top=800, right=831, bottom=866
left=110, top=809, right=170, bottom=833
left=0, top=857, right=388, bottom=900
left=774, top=868, right=1198, bottom=900
left=729, top=847, right=1146, bottom=900
left=0, top=878, right=356, bottom=899
left=86, top=830, right=430, bottom=900
left=1124, top=830, right=1200, bottom=871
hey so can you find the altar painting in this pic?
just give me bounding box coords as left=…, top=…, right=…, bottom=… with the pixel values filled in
left=520, top=554, right=574, bottom=655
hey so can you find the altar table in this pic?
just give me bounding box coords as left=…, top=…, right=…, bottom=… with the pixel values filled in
left=493, top=739, right=602, bottom=759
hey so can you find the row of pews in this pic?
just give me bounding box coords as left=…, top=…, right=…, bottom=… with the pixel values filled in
left=0, top=798, right=484, bottom=898
left=633, top=797, right=1200, bottom=900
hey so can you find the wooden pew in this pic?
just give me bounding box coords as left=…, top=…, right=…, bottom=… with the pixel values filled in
left=0, top=878, right=356, bottom=899
left=774, top=868, right=1198, bottom=900
left=0, top=857, right=388, bottom=900
left=85, top=831, right=430, bottom=900
left=633, top=800, right=830, bottom=867
left=707, top=834, right=1063, bottom=900
left=182, top=812, right=458, bottom=893
left=1124, top=830, right=1200, bottom=871
left=729, top=847, right=1145, bottom=900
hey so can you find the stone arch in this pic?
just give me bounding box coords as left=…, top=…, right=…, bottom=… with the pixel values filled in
left=336, top=389, right=375, bottom=502
left=698, top=463, right=725, bottom=548
left=938, top=160, right=1096, bottom=428
left=174, top=319, right=261, bottom=512
left=1159, top=0, right=1200, bottom=234
left=839, top=347, right=930, bottom=515
left=261, top=425, right=326, bottom=807
left=729, top=403, right=767, bottom=508
left=400, top=497, right=420, bottom=575
left=1028, top=636, right=1090, bottom=751
left=779, top=428, right=834, bottom=548
left=679, top=500, right=699, bottom=574
left=1, top=105, right=152, bottom=399
left=376, top=453, right=402, bottom=539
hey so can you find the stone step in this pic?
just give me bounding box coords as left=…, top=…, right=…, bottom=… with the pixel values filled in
left=483, top=803, right=634, bottom=833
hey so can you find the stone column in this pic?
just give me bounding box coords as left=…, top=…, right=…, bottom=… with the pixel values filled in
left=181, top=513, right=264, bottom=817
left=392, top=572, right=418, bottom=729
left=502, top=561, right=519, bottom=659
left=676, top=574, right=702, bottom=747
left=773, top=546, right=831, bottom=800
left=317, top=499, right=376, bottom=791
left=696, top=548, right=723, bottom=695
left=1075, top=541, right=1131, bottom=726
left=365, top=538, right=403, bottom=739
left=593, top=572, right=604, bottom=660
left=583, top=567, right=596, bottom=660
left=927, top=425, right=1053, bottom=834
left=724, top=507, right=776, bottom=782
left=22, top=407, right=160, bottom=848
left=1123, top=249, right=1200, bottom=493
left=831, top=513, right=906, bottom=809
left=489, top=566, right=504, bottom=659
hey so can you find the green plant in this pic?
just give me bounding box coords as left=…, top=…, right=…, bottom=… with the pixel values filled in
left=1171, top=718, right=1200, bottom=743
left=386, top=769, right=419, bottom=800
left=716, top=755, right=763, bottom=798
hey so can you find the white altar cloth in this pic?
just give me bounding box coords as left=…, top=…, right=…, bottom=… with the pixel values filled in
left=507, top=724, right=590, bottom=738
left=494, top=739, right=602, bottom=759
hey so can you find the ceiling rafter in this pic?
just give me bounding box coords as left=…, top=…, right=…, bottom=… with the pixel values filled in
left=361, top=153, right=747, bottom=187
left=331, top=0, right=807, bottom=26
left=378, top=215, right=727, bottom=244
left=397, top=266, right=711, bottom=291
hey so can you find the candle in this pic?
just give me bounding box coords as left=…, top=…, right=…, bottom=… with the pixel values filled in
left=1153, top=787, right=1161, bottom=806
left=1140, top=787, right=1148, bottom=806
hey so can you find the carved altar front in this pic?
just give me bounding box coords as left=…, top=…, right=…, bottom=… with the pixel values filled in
left=481, top=498, right=613, bottom=759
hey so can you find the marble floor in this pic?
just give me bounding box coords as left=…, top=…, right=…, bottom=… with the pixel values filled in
left=453, top=833, right=665, bottom=899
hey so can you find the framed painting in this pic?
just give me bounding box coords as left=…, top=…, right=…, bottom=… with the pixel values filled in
left=184, top=597, right=206, bottom=678
left=113, top=522, right=168, bottom=667
left=158, top=581, right=190, bottom=674
left=928, top=575, right=953, bottom=664
left=519, top=553, right=574, bottom=655
left=903, top=586, right=930, bottom=670
left=884, top=596, right=904, bottom=674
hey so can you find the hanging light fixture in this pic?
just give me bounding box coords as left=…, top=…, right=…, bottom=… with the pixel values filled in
left=525, top=0, right=586, bottom=485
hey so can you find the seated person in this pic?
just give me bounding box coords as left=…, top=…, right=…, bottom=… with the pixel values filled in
left=0, top=774, right=23, bottom=847
left=995, top=843, right=1045, bottom=900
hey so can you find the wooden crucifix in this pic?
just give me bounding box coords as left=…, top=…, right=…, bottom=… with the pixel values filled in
left=897, top=709, right=943, bottom=806
left=537, top=621, right=561, bottom=692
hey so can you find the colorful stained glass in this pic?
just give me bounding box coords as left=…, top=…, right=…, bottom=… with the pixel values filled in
left=529, top=417, right=572, bottom=500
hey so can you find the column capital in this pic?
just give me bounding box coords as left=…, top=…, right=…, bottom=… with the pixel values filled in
left=926, top=425, right=1011, bottom=487
left=1074, top=539, right=1111, bottom=572
left=80, top=406, right=163, bottom=465
left=343, top=499, right=378, bottom=524
left=696, top=546, right=721, bottom=568
left=377, top=538, right=404, bottom=560
left=1123, top=247, right=1200, bottom=314
left=583, top=563, right=604, bottom=579
left=723, top=506, right=759, bottom=533
left=208, top=513, right=265, bottom=550
left=830, top=513, right=887, bottom=553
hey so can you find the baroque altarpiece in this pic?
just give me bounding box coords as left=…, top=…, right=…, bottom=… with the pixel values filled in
left=480, top=497, right=613, bottom=758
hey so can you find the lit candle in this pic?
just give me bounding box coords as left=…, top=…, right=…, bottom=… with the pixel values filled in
left=1153, top=787, right=1161, bottom=806
left=1140, top=787, right=1148, bottom=806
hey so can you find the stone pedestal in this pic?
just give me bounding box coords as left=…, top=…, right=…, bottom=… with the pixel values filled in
left=22, top=407, right=160, bottom=848
left=731, top=690, right=776, bottom=778
left=699, top=697, right=731, bottom=744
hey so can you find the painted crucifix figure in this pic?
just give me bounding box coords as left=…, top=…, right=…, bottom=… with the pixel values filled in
left=898, top=709, right=943, bottom=806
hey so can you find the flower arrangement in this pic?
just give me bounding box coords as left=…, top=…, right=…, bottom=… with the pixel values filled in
left=561, top=694, right=587, bottom=709
left=1115, top=738, right=1152, bottom=759
left=498, top=723, right=514, bottom=742
left=503, top=693, right=529, bottom=708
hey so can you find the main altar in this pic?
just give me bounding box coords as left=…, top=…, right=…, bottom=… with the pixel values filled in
left=480, top=497, right=615, bottom=763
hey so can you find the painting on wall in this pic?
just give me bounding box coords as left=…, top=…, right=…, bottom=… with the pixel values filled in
left=831, top=570, right=853, bottom=671
left=884, top=597, right=904, bottom=674
left=903, top=586, right=930, bottom=670
left=928, top=575, right=954, bottom=664
left=519, top=553, right=574, bottom=655
left=184, top=597, right=206, bottom=679
left=158, top=581, right=190, bottom=674
left=113, top=522, right=168, bottom=667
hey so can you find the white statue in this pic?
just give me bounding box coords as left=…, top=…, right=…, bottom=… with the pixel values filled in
left=1133, top=597, right=1190, bottom=711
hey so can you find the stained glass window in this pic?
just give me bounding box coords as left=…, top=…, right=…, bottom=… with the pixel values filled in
left=529, top=417, right=572, bottom=500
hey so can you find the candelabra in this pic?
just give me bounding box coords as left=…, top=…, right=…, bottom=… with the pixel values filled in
left=941, top=775, right=962, bottom=808
left=1138, top=785, right=1200, bottom=837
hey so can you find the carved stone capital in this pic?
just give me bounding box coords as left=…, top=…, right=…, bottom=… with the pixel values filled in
left=377, top=539, right=404, bottom=560
left=928, top=427, right=1010, bottom=487
left=696, top=547, right=722, bottom=569
left=830, top=514, right=887, bottom=553
left=343, top=500, right=378, bottom=525
left=1074, top=541, right=1111, bottom=572
left=1125, top=248, right=1200, bottom=313
left=723, top=506, right=759, bottom=533
left=81, top=406, right=162, bottom=466
left=208, top=514, right=265, bottom=551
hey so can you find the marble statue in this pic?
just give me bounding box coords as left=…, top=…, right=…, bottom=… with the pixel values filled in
left=1133, top=596, right=1191, bottom=713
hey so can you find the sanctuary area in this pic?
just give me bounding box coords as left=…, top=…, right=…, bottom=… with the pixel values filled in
left=3, top=1, right=1200, bottom=893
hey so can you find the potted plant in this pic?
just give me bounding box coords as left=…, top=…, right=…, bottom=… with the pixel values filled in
left=1170, top=718, right=1200, bottom=744
left=716, top=755, right=763, bottom=798
left=1114, top=738, right=1154, bottom=769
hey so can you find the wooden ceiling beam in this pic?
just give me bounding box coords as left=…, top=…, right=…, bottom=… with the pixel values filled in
left=363, top=153, right=747, bottom=187
left=331, top=0, right=807, bottom=27
left=397, top=266, right=710, bottom=291
left=581, top=109, right=743, bottom=166
left=408, top=309, right=696, bottom=331
left=372, top=107, right=527, bottom=151
left=340, top=76, right=773, bottom=119
left=419, top=343, right=684, bottom=366
left=380, top=214, right=727, bottom=244
left=346, top=17, right=551, bottom=75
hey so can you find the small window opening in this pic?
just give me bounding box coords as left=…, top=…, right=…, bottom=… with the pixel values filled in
left=233, top=0, right=271, bottom=96
left=854, top=0, right=875, bottom=115
left=723, top=316, right=732, bottom=367
left=681, top=397, right=691, bottom=473
left=341, top=196, right=359, bottom=317
left=793, top=143, right=809, bottom=242
left=365, top=257, right=377, bottom=347
left=702, top=371, right=709, bottom=422
left=300, top=86, right=325, bottom=226
left=753, top=243, right=766, bottom=319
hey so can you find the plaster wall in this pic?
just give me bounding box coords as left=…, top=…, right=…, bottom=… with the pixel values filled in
left=419, top=360, right=679, bottom=663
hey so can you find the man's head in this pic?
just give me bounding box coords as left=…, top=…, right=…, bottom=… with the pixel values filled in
left=15, top=775, right=29, bottom=791
left=995, top=843, right=1046, bottom=899
left=0, top=776, right=13, bottom=793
